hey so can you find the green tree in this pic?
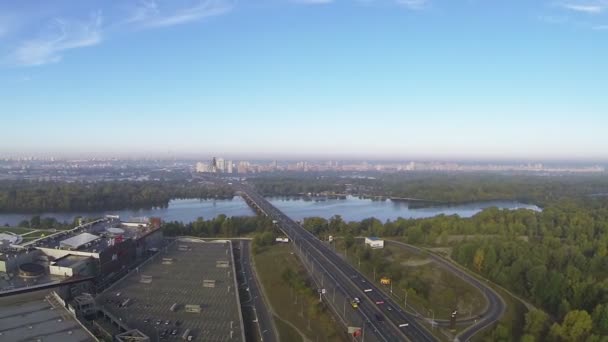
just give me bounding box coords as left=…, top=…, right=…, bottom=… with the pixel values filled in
left=521, top=334, right=536, bottom=342
left=550, top=310, right=593, bottom=342
left=592, top=304, right=608, bottom=335
left=473, top=248, right=485, bottom=273
left=525, top=309, right=550, bottom=338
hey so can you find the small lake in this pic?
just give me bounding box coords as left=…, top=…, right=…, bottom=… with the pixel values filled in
left=0, top=196, right=541, bottom=226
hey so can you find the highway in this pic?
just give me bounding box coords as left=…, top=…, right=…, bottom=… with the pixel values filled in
left=236, top=240, right=279, bottom=342
left=236, top=183, right=437, bottom=342
left=386, top=240, right=506, bottom=342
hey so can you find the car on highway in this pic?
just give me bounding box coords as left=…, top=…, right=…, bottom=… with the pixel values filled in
left=399, top=323, right=410, bottom=328
left=375, top=314, right=385, bottom=322
left=375, top=300, right=384, bottom=305
left=351, top=300, right=359, bottom=309
left=364, top=288, right=373, bottom=292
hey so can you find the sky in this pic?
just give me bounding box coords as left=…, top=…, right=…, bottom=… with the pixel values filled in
left=0, top=0, right=607, bottom=161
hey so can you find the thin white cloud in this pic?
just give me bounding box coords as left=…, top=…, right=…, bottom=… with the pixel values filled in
left=9, top=12, right=103, bottom=66
left=396, top=0, right=429, bottom=10
left=128, top=0, right=234, bottom=28
left=562, top=4, right=603, bottom=13
left=559, top=1, right=608, bottom=14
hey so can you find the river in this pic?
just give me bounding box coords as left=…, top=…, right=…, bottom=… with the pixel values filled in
left=0, top=196, right=541, bottom=226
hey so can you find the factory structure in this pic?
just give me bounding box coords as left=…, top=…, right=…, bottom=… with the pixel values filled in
left=0, top=215, right=163, bottom=292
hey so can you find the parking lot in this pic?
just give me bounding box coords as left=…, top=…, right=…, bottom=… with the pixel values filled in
left=97, top=239, right=245, bottom=342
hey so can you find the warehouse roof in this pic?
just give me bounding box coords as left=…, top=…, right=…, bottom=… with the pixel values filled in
left=60, top=232, right=100, bottom=250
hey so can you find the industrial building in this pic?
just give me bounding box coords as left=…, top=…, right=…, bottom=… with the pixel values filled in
left=365, top=237, right=385, bottom=249
left=0, top=288, right=98, bottom=342
left=95, top=238, right=246, bottom=342
left=0, top=215, right=163, bottom=294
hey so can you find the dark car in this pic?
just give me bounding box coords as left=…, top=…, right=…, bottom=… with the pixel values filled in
left=375, top=314, right=384, bottom=322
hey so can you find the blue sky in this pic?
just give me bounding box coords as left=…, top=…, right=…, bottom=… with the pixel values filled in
left=0, top=0, right=607, bottom=160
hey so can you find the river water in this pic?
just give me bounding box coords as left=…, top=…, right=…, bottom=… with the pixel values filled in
left=0, top=196, right=540, bottom=226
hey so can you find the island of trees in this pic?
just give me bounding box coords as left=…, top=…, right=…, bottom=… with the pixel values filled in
left=0, top=180, right=234, bottom=213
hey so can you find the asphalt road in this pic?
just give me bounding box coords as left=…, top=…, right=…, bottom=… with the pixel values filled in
left=236, top=183, right=437, bottom=342
left=386, top=240, right=506, bottom=342
left=238, top=240, right=279, bottom=342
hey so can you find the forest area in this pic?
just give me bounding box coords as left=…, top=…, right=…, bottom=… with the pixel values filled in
left=299, top=197, right=608, bottom=341
left=161, top=215, right=274, bottom=239
left=250, top=172, right=608, bottom=206
left=0, top=180, right=234, bottom=212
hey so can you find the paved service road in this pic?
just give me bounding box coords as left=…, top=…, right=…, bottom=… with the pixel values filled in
left=386, top=240, right=506, bottom=342
left=236, top=183, right=437, bottom=342
left=238, top=240, right=278, bottom=342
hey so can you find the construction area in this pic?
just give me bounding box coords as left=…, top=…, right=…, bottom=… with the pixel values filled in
left=96, top=238, right=245, bottom=342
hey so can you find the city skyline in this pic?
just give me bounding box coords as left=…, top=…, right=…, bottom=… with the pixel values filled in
left=1, top=0, right=607, bottom=159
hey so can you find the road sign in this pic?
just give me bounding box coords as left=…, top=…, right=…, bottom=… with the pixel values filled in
left=348, top=327, right=361, bottom=334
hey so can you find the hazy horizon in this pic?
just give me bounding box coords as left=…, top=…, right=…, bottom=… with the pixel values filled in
left=1, top=0, right=607, bottom=160
left=2, top=152, right=608, bottom=165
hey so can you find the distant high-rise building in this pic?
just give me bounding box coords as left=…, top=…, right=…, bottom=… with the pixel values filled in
left=196, top=162, right=211, bottom=173
left=237, top=161, right=250, bottom=174
left=226, top=160, right=233, bottom=174
left=216, top=158, right=225, bottom=173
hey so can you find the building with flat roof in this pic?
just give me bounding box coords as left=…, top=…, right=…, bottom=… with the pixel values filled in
left=1, top=216, right=164, bottom=294
left=96, top=238, right=245, bottom=342
left=60, top=233, right=100, bottom=250
left=0, top=289, right=98, bottom=342
left=50, top=254, right=93, bottom=277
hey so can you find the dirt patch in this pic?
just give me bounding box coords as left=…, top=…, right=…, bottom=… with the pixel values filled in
left=400, top=258, right=432, bottom=267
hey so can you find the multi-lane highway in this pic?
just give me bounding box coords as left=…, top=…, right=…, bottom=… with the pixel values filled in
left=236, top=183, right=437, bottom=342
left=236, top=240, right=278, bottom=342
